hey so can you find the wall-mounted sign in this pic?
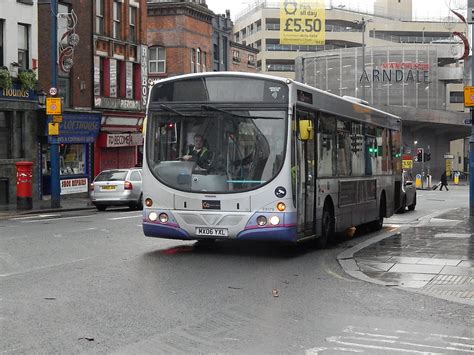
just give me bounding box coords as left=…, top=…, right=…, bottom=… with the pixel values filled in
left=48, top=122, right=59, bottom=136
left=141, top=45, right=149, bottom=109
left=104, top=133, right=143, bottom=147
left=94, top=96, right=141, bottom=111
left=402, top=160, right=413, bottom=169
left=0, top=83, right=36, bottom=101
left=47, top=113, right=101, bottom=144
left=360, top=62, right=430, bottom=84
left=279, top=0, right=325, bottom=45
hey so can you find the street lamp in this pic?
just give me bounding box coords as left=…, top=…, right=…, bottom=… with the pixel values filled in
left=422, top=26, right=425, bottom=44
left=37, top=89, right=46, bottom=107
left=354, top=17, right=373, bottom=100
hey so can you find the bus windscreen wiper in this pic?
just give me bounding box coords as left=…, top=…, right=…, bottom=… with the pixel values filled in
left=201, top=104, right=281, bottom=119
left=160, top=104, right=192, bottom=117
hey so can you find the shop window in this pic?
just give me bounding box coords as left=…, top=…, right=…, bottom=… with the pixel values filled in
left=47, top=144, right=86, bottom=176
left=0, top=112, right=11, bottom=159
left=18, top=23, right=29, bottom=70
left=149, top=47, right=166, bottom=73
left=450, top=91, right=464, bottom=103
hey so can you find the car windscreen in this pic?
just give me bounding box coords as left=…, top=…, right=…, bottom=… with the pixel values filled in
left=94, top=171, right=128, bottom=182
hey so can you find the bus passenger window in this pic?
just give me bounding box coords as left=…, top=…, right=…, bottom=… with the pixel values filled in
left=317, top=114, right=336, bottom=177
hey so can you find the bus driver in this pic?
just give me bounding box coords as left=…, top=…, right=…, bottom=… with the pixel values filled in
left=182, top=134, right=212, bottom=169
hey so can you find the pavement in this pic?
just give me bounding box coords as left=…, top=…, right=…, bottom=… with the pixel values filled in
left=1, top=192, right=473, bottom=306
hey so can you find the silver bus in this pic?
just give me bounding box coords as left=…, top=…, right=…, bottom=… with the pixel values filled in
left=142, top=72, right=402, bottom=246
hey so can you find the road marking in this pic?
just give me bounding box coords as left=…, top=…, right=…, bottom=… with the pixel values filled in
left=21, top=215, right=96, bottom=223
left=108, top=214, right=142, bottom=221
left=0, top=257, right=93, bottom=278
left=11, top=214, right=60, bottom=220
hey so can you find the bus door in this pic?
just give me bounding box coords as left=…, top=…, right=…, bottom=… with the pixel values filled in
left=295, top=109, right=316, bottom=237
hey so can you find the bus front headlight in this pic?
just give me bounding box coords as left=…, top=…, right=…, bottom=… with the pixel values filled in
left=269, top=216, right=280, bottom=226
left=159, top=213, right=169, bottom=223
left=149, top=212, right=158, bottom=222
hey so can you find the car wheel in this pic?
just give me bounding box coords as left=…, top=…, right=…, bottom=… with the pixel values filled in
left=408, top=193, right=416, bottom=211
left=315, top=203, right=334, bottom=249
left=96, top=205, right=106, bottom=211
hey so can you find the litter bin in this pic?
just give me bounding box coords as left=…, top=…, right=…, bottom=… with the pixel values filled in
left=16, top=161, right=33, bottom=210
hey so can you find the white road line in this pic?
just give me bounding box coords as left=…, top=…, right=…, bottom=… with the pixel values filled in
left=108, top=214, right=142, bottom=221
left=0, top=257, right=93, bottom=278
left=21, top=215, right=96, bottom=223
left=11, top=214, right=60, bottom=220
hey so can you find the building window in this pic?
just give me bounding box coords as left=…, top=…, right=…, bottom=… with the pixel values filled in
left=196, top=48, right=201, bottom=73
left=96, top=0, right=104, bottom=34
left=0, top=21, right=4, bottom=66
left=149, top=47, right=166, bottom=73
left=232, top=50, right=240, bottom=63
left=202, top=51, right=207, bottom=72
left=18, top=24, right=29, bottom=69
left=129, top=6, right=137, bottom=42
left=58, top=76, right=70, bottom=108
left=450, top=91, right=464, bottom=104
left=191, top=48, right=195, bottom=73
left=213, top=43, right=219, bottom=61
left=113, top=1, right=121, bottom=39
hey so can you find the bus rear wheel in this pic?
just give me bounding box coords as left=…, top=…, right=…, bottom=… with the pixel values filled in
left=316, top=205, right=334, bottom=249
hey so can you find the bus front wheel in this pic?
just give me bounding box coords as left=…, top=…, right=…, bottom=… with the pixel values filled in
left=316, top=205, right=334, bottom=249
left=370, top=196, right=385, bottom=231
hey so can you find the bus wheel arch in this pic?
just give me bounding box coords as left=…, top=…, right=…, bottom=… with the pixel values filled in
left=370, top=191, right=386, bottom=231
left=316, top=197, right=335, bottom=248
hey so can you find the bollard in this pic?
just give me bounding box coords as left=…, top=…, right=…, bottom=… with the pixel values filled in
left=16, top=161, right=33, bottom=210
left=415, top=174, right=422, bottom=188
left=454, top=172, right=460, bottom=185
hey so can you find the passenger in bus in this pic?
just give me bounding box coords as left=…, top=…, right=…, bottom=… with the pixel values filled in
left=182, top=134, right=212, bottom=169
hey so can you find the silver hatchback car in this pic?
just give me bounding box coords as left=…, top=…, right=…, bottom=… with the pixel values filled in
left=90, top=168, right=143, bottom=211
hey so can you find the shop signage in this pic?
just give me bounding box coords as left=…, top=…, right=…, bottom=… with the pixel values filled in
left=360, top=61, right=430, bottom=84
left=0, top=82, right=36, bottom=101
left=106, top=133, right=143, bottom=147
left=94, top=96, right=141, bottom=111
left=60, top=177, right=88, bottom=195
left=141, top=45, right=149, bottom=109
left=47, top=113, right=101, bottom=144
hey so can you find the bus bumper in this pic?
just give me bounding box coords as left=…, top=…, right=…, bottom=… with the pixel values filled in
left=236, top=226, right=298, bottom=242
left=143, top=222, right=193, bottom=240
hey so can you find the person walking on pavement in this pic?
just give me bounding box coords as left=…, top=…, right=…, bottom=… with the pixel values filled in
left=440, top=171, right=449, bottom=191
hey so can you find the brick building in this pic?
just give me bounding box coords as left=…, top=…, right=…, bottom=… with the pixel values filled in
left=37, top=0, right=148, bottom=198
left=230, top=42, right=258, bottom=73
left=147, top=1, right=214, bottom=80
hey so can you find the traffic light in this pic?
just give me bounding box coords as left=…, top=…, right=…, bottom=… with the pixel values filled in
left=416, top=148, right=424, bottom=162
left=424, top=152, right=431, bottom=161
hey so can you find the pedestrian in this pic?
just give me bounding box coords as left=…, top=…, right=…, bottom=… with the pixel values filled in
left=440, top=172, right=449, bottom=191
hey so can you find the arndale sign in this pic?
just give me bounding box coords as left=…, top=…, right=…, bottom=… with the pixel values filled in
left=360, top=61, right=430, bottom=84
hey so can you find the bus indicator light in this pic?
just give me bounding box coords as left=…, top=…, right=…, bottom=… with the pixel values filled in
left=145, top=198, right=153, bottom=207
left=277, top=202, right=286, bottom=211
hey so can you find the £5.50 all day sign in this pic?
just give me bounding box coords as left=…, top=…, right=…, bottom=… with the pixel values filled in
left=280, top=0, right=325, bottom=45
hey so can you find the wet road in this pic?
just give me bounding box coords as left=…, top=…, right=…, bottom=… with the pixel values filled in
left=1, top=188, right=473, bottom=354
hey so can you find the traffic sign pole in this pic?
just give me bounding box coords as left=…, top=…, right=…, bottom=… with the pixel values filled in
left=470, top=23, right=474, bottom=216
left=50, top=0, right=61, bottom=209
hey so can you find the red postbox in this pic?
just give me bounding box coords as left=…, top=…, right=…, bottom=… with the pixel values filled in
left=16, top=161, right=33, bottom=210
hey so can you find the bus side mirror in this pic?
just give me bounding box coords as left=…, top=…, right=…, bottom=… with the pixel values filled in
left=299, top=120, right=313, bottom=141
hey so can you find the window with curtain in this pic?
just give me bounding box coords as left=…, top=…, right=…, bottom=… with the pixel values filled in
left=129, top=6, right=137, bottom=42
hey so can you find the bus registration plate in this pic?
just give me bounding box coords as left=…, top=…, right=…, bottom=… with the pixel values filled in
left=196, top=227, right=228, bottom=237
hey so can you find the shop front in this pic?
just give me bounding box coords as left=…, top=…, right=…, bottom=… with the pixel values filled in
left=40, top=112, right=101, bottom=197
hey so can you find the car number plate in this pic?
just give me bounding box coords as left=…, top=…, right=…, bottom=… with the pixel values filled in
left=196, top=227, right=228, bottom=237
left=101, top=185, right=116, bottom=190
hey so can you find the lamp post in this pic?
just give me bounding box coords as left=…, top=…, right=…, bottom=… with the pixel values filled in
left=355, top=17, right=372, bottom=101
left=50, top=0, right=60, bottom=208
left=422, top=26, right=425, bottom=44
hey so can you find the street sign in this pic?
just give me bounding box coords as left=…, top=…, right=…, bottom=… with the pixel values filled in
left=49, top=87, right=58, bottom=96
left=48, top=122, right=59, bottom=136
left=464, top=119, right=472, bottom=125
left=52, top=115, right=63, bottom=123
left=444, top=154, right=454, bottom=159
left=402, top=160, right=413, bottom=169
left=46, top=97, right=62, bottom=115
left=464, top=86, right=474, bottom=106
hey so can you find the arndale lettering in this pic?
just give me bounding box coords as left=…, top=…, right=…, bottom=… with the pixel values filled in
left=360, top=69, right=429, bottom=83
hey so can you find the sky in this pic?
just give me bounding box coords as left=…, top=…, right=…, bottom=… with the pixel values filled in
left=205, top=0, right=463, bottom=21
